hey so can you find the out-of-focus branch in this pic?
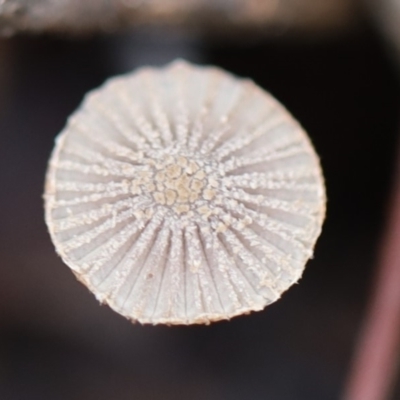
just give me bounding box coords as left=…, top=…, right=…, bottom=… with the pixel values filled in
left=343, top=128, right=400, bottom=400
left=0, top=0, right=361, bottom=37
left=370, top=0, right=400, bottom=67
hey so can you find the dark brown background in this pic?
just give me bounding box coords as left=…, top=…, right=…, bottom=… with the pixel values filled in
left=0, top=20, right=399, bottom=400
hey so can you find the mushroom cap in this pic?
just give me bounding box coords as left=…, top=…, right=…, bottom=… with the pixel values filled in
left=44, top=60, right=326, bottom=325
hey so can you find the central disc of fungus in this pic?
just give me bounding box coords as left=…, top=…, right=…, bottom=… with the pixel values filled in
left=44, top=60, right=326, bottom=325
left=138, top=152, right=220, bottom=217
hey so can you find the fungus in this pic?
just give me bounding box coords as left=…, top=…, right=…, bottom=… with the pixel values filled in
left=44, top=60, right=326, bottom=325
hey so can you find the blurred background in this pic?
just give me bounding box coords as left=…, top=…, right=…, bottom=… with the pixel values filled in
left=0, top=1, right=400, bottom=399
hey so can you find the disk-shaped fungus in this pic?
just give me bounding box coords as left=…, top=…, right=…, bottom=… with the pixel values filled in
left=44, top=60, right=326, bottom=325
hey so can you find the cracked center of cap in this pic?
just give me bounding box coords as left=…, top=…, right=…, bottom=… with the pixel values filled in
left=130, top=154, right=221, bottom=216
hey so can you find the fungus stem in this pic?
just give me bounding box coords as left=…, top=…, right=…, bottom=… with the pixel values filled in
left=343, top=135, right=400, bottom=400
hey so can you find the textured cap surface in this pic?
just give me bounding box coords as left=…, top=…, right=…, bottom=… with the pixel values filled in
left=44, top=60, right=326, bottom=325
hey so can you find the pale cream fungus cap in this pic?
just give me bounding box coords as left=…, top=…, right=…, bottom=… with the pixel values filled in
left=44, top=60, right=326, bottom=325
